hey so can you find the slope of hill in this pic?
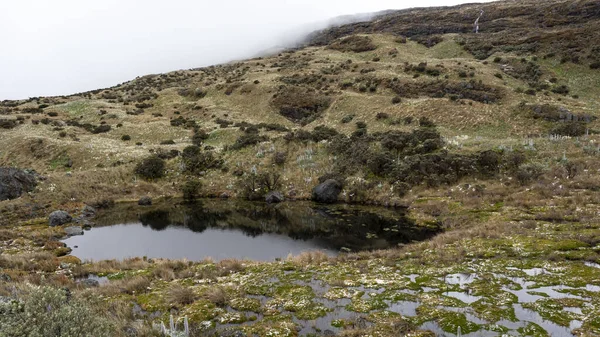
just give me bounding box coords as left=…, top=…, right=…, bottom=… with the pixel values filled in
left=1, top=0, right=600, bottom=336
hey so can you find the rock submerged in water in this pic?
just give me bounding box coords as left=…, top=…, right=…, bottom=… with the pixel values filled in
left=138, top=196, right=152, bottom=206
left=49, top=210, right=72, bottom=227
left=0, top=167, right=38, bottom=201
left=265, top=191, right=284, bottom=204
left=312, top=179, right=342, bottom=204
left=79, top=278, right=100, bottom=288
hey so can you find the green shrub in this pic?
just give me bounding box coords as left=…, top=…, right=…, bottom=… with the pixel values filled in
left=273, top=152, right=287, bottom=166
left=135, top=155, right=166, bottom=179
left=311, top=125, right=339, bottom=142
left=327, top=35, right=377, bottom=52
left=92, top=125, right=111, bottom=134
left=341, top=114, right=355, bottom=123
left=551, top=122, right=587, bottom=137
left=551, top=85, right=570, bottom=95
left=0, top=285, right=113, bottom=337
left=121, top=135, right=131, bottom=141
left=230, top=133, right=268, bottom=150
left=419, top=117, right=436, bottom=127
left=515, top=163, right=545, bottom=185
left=236, top=171, right=282, bottom=200
left=271, top=86, right=332, bottom=125
left=192, top=129, right=209, bottom=146
left=182, top=145, right=223, bottom=175
left=181, top=180, right=202, bottom=202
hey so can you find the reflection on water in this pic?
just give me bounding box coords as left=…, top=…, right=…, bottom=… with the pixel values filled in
left=63, top=199, right=440, bottom=262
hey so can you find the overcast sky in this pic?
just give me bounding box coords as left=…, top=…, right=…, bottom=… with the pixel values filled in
left=1, top=0, right=494, bottom=100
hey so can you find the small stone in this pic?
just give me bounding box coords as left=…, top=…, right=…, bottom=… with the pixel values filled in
left=78, top=279, right=99, bottom=288
left=138, top=196, right=152, bottom=206
left=81, top=205, right=96, bottom=217
left=265, top=191, right=284, bottom=204
left=64, top=226, right=84, bottom=236
left=49, top=210, right=72, bottom=227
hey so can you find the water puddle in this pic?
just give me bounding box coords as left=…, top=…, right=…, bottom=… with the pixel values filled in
left=523, top=268, right=549, bottom=276
left=513, top=304, right=576, bottom=337
left=584, top=261, right=600, bottom=269
left=444, top=291, right=481, bottom=304
left=62, top=200, right=440, bottom=261
left=444, top=273, right=477, bottom=286
left=387, top=301, right=419, bottom=316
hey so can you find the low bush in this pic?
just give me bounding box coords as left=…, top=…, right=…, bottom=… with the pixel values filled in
left=0, top=285, right=113, bottom=337
left=230, top=127, right=269, bottom=150
left=135, top=155, right=166, bottom=179
left=192, top=128, right=210, bottom=146
left=551, top=122, right=587, bottom=137
left=236, top=171, right=281, bottom=200
left=327, top=35, right=377, bottom=53
left=121, top=135, right=131, bottom=141
left=271, top=86, right=332, bottom=125
left=92, top=125, right=111, bottom=134
left=311, top=125, right=339, bottom=142
left=273, top=152, right=287, bottom=166
left=181, top=180, right=202, bottom=202
left=182, top=145, right=223, bottom=175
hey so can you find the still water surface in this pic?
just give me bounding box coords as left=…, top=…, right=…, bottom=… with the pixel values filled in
left=63, top=199, right=440, bottom=261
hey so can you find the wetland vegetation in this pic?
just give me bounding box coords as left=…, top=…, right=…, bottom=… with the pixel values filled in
left=1, top=0, right=600, bottom=335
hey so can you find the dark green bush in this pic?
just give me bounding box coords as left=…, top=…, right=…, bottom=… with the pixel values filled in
left=182, top=180, right=202, bottom=202
left=341, top=114, right=355, bottom=123
left=327, top=35, right=377, bottom=52
left=515, top=163, right=545, bottom=185
left=230, top=133, right=268, bottom=150
left=192, top=129, right=209, bottom=146
left=419, top=117, right=436, bottom=127
left=273, top=152, right=287, bottom=166
left=312, top=125, right=339, bottom=142
left=92, top=125, right=111, bottom=134
left=551, top=122, right=587, bottom=137
left=182, top=145, right=223, bottom=174
left=135, top=155, right=166, bottom=179
left=121, top=135, right=131, bottom=141
left=551, top=85, right=570, bottom=95
left=236, top=171, right=282, bottom=200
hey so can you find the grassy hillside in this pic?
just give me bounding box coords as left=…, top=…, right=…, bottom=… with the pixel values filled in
left=1, top=0, right=600, bottom=336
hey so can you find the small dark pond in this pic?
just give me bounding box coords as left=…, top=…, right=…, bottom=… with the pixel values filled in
left=63, top=199, right=440, bottom=261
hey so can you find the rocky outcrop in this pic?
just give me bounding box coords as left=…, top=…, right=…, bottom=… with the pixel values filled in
left=312, top=179, right=342, bottom=203
left=265, top=191, right=284, bottom=204
left=0, top=167, right=37, bottom=201
left=49, top=210, right=72, bottom=227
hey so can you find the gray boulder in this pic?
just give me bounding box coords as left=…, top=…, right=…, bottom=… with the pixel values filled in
left=81, top=205, right=96, bottom=217
left=265, top=191, right=284, bottom=204
left=0, top=167, right=37, bottom=201
left=312, top=179, right=342, bottom=203
left=49, top=210, right=72, bottom=227
left=138, top=196, right=152, bottom=206
left=64, top=226, right=84, bottom=236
